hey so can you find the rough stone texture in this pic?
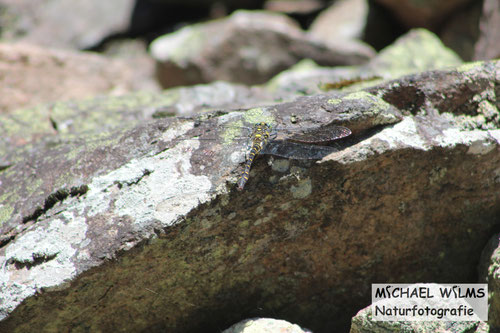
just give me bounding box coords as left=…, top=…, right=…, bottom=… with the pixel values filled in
left=479, top=234, right=500, bottom=330
left=351, top=232, right=500, bottom=332
left=150, top=10, right=373, bottom=88
left=267, top=29, right=462, bottom=97
left=0, top=42, right=134, bottom=114
left=372, top=0, right=475, bottom=29
left=223, top=317, right=311, bottom=333
left=0, top=81, right=276, bottom=170
left=0, top=58, right=498, bottom=332
left=1, top=23, right=500, bottom=333
left=0, top=0, right=135, bottom=50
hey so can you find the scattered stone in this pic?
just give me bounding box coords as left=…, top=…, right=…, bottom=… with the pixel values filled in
left=0, top=0, right=135, bottom=49
left=308, top=0, right=374, bottom=59
left=150, top=10, right=373, bottom=88
left=264, top=0, right=324, bottom=14
left=223, top=318, right=311, bottom=333
left=100, top=38, right=162, bottom=92
left=366, top=29, right=463, bottom=77
left=268, top=28, right=463, bottom=96
left=0, top=42, right=133, bottom=114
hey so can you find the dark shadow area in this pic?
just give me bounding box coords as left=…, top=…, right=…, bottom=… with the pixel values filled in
left=363, top=0, right=407, bottom=51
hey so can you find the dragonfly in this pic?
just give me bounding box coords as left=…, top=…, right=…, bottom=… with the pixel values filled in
left=233, top=122, right=351, bottom=190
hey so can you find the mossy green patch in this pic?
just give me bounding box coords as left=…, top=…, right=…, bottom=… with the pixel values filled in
left=51, top=91, right=180, bottom=134
left=343, top=91, right=375, bottom=101
left=154, top=25, right=205, bottom=63
left=221, top=119, right=244, bottom=144
left=456, top=61, right=483, bottom=73
left=373, top=28, right=462, bottom=78
left=2, top=105, right=52, bottom=138
left=26, top=178, right=44, bottom=196
left=327, top=98, right=342, bottom=105
left=243, top=107, right=276, bottom=126
left=0, top=204, right=14, bottom=225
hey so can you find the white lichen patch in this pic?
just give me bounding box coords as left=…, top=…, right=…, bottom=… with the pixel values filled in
left=374, top=117, right=429, bottom=149
left=436, top=128, right=500, bottom=153
left=0, top=212, right=87, bottom=320
left=290, top=178, right=312, bottom=199
left=0, top=120, right=222, bottom=320
left=325, top=118, right=430, bottom=164
left=330, top=118, right=500, bottom=165
left=271, top=159, right=290, bottom=173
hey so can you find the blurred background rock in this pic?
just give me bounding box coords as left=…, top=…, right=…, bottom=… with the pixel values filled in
left=0, top=0, right=497, bottom=111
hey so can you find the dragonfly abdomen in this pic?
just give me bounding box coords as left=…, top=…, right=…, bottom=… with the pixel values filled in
left=237, top=123, right=271, bottom=190
left=237, top=144, right=263, bottom=190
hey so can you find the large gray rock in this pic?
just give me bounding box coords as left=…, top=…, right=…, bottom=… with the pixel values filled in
left=267, top=29, right=462, bottom=96
left=150, top=10, right=373, bottom=88
left=0, top=28, right=499, bottom=333
left=308, top=0, right=374, bottom=59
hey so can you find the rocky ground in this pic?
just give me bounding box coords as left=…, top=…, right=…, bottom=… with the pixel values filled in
left=0, top=1, right=499, bottom=332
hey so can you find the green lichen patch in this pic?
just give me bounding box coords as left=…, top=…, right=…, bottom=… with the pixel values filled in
left=0, top=204, right=14, bottom=226
left=243, top=107, right=276, bottom=126
left=150, top=25, right=205, bottom=63
left=369, top=28, right=463, bottom=78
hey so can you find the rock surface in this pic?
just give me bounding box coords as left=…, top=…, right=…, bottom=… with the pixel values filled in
left=309, top=0, right=368, bottom=41
left=351, top=233, right=500, bottom=332
left=0, top=42, right=134, bottom=114
left=1, top=22, right=499, bottom=333
left=150, top=10, right=373, bottom=88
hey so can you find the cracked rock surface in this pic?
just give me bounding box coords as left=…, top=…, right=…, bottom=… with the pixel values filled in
left=1, top=29, right=499, bottom=332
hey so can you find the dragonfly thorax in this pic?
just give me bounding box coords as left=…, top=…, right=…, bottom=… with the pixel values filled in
left=250, top=123, right=273, bottom=151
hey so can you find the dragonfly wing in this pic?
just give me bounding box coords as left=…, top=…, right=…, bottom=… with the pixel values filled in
left=286, top=126, right=351, bottom=143
left=260, top=141, right=339, bottom=159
